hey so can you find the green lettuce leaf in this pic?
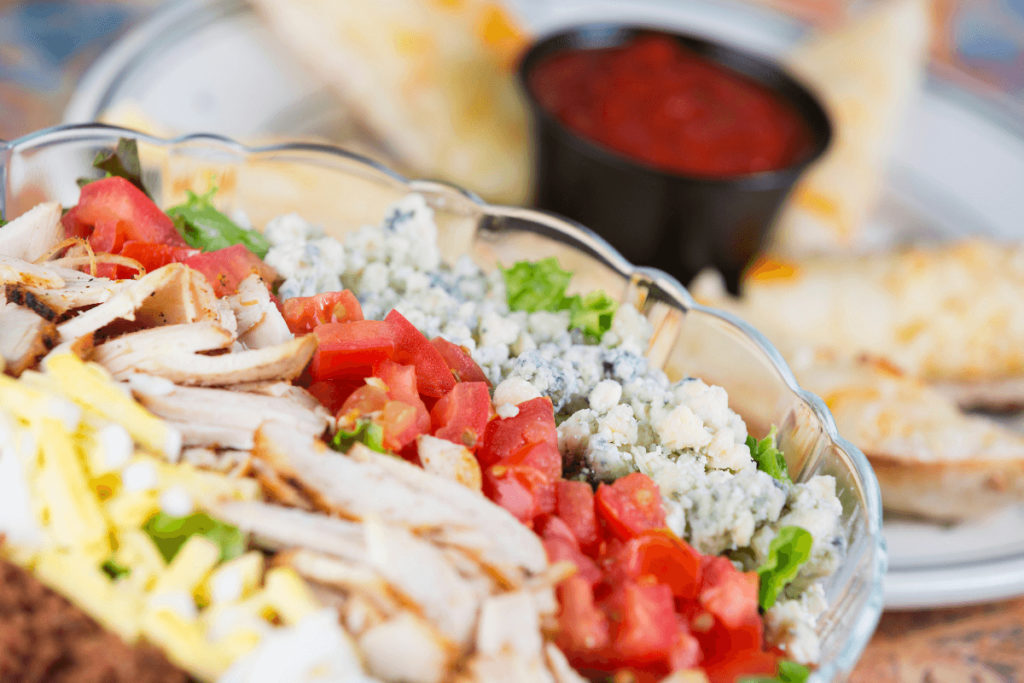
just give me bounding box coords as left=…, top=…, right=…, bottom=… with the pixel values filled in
left=502, top=258, right=617, bottom=340
left=501, top=257, right=573, bottom=312
left=739, top=660, right=810, bottom=683
left=757, top=525, right=813, bottom=610
left=747, top=426, right=791, bottom=484
left=100, top=556, right=131, bottom=581
left=167, top=188, right=270, bottom=258
left=568, top=290, right=618, bottom=342
left=76, top=138, right=148, bottom=195
left=143, top=511, right=246, bottom=563
left=330, top=420, right=386, bottom=454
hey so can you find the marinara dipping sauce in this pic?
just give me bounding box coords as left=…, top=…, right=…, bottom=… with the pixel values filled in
left=528, top=35, right=813, bottom=177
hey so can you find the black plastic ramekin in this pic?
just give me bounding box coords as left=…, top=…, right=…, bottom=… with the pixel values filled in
left=518, top=24, right=832, bottom=292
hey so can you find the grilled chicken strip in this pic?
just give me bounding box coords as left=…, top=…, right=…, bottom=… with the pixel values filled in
left=105, top=334, right=316, bottom=386
left=0, top=202, right=63, bottom=262
left=92, top=322, right=235, bottom=377
left=0, top=256, right=65, bottom=290
left=57, top=264, right=218, bottom=342
left=0, top=303, right=57, bottom=377
left=252, top=424, right=548, bottom=585
left=8, top=269, right=125, bottom=320
left=228, top=274, right=293, bottom=349
left=219, top=502, right=480, bottom=649
left=130, top=380, right=329, bottom=450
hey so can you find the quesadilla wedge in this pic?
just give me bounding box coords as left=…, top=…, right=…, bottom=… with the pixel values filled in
left=249, top=0, right=531, bottom=205
left=793, top=352, right=1024, bottom=521
left=771, top=0, right=931, bottom=255
left=694, top=239, right=1024, bottom=409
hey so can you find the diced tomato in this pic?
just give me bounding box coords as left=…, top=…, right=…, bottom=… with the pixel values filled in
left=605, top=581, right=678, bottom=666
left=339, top=384, right=389, bottom=417
left=478, top=396, right=557, bottom=467
left=183, top=244, right=276, bottom=297
left=556, top=576, right=611, bottom=660
left=378, top=400, right=421, bottom=451
left=483, top=462, right=556, bottom=524
left=88, top=219, right=135, bottom=279
left=595, top=473, right=668, bottom=541
left=119, top=241, right=198, bottom=272
left=384, top=310, right=456, bottom=398
left=537, top=515, right=602, bottom=586
left=430, top=336, right=489, bottom=384
left=556, top=480, right=599, bottom=551
left=701, top=648, right=777, bottom=683
left=64, top=176, right=186, bottom=246
left=611, top=532, right=702, bottom=600
left=699, top=556, right=761, bottom=631
left=88, top=219, right=128, bottom=254
left=283, top=290, right=363, bottom=334
left=311, top=321, right=395, bottom=382
left=374, top=360, right=430, bottom=434
left=307, top=379, right=363, bottom=415
left=505, top=440, right=562, bottom=481
left=430, top=381, right=491, bottom=450
left=668, top=627, right=702, bottom=672
left=62, top=205, right=91, bottom=240
left=693, top=556, right=765, bottom=668
left=374, top=360, right=418, bottom=402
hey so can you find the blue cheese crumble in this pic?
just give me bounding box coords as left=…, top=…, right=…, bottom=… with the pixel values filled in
left=262, top=194, right=845, bottom=663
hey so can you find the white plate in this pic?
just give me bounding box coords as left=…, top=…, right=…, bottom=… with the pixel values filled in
left=65, top=0, right=1024, bottom=609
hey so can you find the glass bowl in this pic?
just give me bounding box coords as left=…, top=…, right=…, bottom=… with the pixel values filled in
left=0, top=123, right=885, bottom=681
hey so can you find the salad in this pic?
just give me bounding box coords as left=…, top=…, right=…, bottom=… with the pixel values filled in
left=0, top=140, right=844, bottom=682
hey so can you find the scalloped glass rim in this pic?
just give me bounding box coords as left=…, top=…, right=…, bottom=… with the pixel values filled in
left=0, top=123, right=885, bottom=680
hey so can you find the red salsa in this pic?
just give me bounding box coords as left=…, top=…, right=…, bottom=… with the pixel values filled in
left=529, top=35, right=813, bottom=177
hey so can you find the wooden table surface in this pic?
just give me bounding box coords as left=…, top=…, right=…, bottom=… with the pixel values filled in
left=851, top=598, right=1024, bottom=682
left=4, top=2, right=1024, bottom=681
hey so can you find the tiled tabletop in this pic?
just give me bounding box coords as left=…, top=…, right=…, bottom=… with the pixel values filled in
left=3, top=1, right=1024, bottom=680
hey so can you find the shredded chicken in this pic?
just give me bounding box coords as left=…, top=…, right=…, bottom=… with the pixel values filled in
left=0, top=202, right=63, bottom=262
left=92, top=322, right=236, bottom=376
left=0, top=256, right=65, bottom=289
left=228, top=274, right=293, bottom=349
left=57, top=264, right=218, bottom=342
left=104, top=334, right=316, bottom=386
left=130, top=380, right=329, bottom=449
left=358, top=613, right=451, bottom=683
left=0, top=302, right=57, bottom=376
left=7, top=269, right=125, bottom=320
left=251, top=425, right=548, bottom=585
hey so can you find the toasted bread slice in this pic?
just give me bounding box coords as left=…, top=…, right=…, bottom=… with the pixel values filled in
left=771, top=0, right=930, bottom=254
left=793, top=353, right=1024, bottom=521
left=249, top=0, right=531, bottom=205
left=693, top=240, right=1024, bottom=394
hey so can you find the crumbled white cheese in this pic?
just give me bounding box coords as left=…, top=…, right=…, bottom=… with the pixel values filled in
left=46, top=396, right=81, bottom=431
left=493, top=377, right=542, bottom=409
left=159, top=485, right=194, bottom=518
left=654, top=403, right=710, bottom=452
left=764, top=583, right=828, bottom=664
left=496, top=404, right=519, bottom=419
left=209, top=564, right=244, bottom=604
left=588, top=380, right=622, bottom=413
left=121, top=460, right=158, bottom=492
left=98, top=423, right=133, bottom=471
